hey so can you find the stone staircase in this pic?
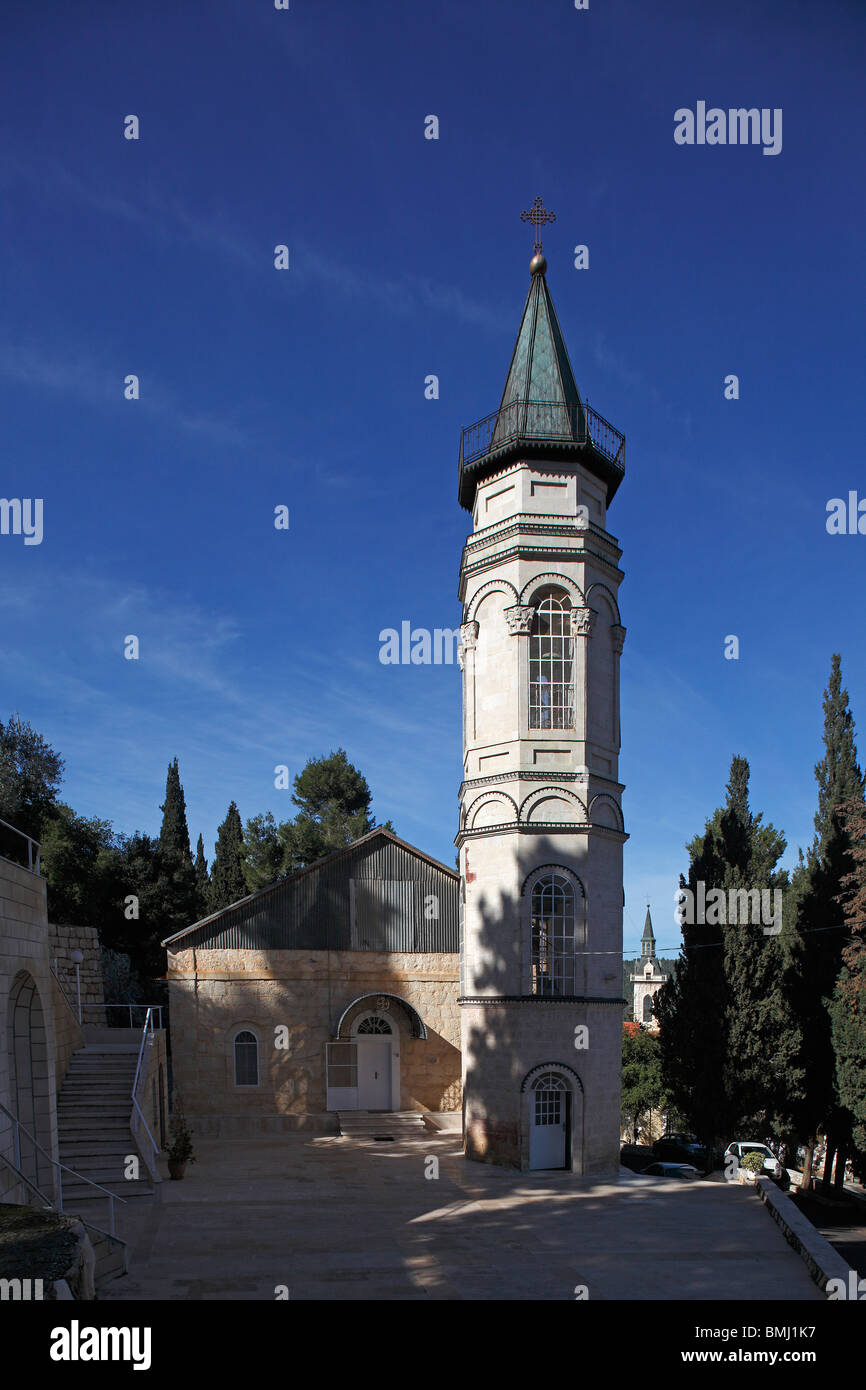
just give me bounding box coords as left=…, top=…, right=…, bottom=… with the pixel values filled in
left=337, top=1111, right=427, bottom=1140
left=56, top=1044, right=157, bottom=1285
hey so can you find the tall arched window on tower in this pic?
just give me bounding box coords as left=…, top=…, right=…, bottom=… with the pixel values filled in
left=529, top=592, right=573, bottom=729
left=531, top=873, right=576, bottom=994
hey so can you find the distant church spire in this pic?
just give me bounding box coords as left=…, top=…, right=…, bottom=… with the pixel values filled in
left=640, top=905, right=656, bottom=963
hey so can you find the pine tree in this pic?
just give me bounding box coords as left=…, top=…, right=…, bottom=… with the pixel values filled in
left=243, top=811, right=284, bottom=892
left=779, top=655, right=865, bottom=1188
left=278, top=749, right=382, bottom=870
left=209, top=802, right=247, bottom=911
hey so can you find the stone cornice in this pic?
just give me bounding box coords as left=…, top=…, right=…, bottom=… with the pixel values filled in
left=467, top=513, right=621, bottom=557
left=459, top=769, right=625, bottom=795
left=458, top=995, right=627, bottom=1007
left=455, top=822, right=628, bottom=845
left=459, top=542, right=624, bottom=591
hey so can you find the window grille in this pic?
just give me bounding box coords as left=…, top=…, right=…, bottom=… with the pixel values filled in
left=531, top=875, right=576, bottom=995
left=529, top=594, right=574, bottom=729
left=356, top=1015, right=392, bottom=1034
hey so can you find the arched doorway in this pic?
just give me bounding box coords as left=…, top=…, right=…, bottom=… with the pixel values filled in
left=353, top=1013, right=395, bottom=1111
left=7, top=972, right=53, bottom=1193
left=529, top=1071, right=569, bottom=1170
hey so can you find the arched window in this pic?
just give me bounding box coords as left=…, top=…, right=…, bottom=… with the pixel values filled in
left=529, top=593, right=573, bottom=729
left=642, top=994, right=654, bottom=1023
left=356, top=1015, right=392, bottom=1034
left=531, top=874, right=576, bottom=995
left=234, top=1029, right=259, bottom=1086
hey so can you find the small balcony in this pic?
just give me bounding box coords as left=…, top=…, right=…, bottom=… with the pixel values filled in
left=458, top=398, right=625, bottom=509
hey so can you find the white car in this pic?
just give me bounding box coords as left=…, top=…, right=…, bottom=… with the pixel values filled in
left=725, top=1141, right=784, bottom=1180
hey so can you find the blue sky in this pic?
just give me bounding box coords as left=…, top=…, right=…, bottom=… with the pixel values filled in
left=1, top=0, right=864, bottom=959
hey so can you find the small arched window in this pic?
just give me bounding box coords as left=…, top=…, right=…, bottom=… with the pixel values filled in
left=357, top=1015, right=392, bottom=1034
left=642, top=994, right=654, bottom=1024
left=234, top=1030, right=259, bottom=1086
left=531, top=874, right=576, bottom=995
left=529, top=593, right=573, bottom=729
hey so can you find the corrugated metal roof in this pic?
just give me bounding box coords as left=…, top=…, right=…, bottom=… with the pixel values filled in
left=162, top=829, right=459, bottom=952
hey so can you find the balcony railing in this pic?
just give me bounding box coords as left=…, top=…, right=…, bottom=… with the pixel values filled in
left=459, top=398, right=625, bottom=473
left=0, top=817, right=41, bottom=873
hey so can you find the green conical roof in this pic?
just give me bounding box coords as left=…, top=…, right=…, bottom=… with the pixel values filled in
left=458, top=258, right=625, bottom=512
left=493, top=265, right=587, bottom=440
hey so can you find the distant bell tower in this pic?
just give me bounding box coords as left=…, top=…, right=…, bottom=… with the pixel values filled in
left=631, top=906, right=666, bottom=1032
left=456, top=202, right=627, bottom=1173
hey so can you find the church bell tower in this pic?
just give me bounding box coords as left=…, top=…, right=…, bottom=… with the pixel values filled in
left=456, top=204, right=627, bottom=1173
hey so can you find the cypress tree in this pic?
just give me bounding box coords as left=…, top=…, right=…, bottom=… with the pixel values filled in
left=194, top=833, right=209, bottom=915
left=158, top=757, right=192, bottom=859
left=830, top=796, right=866, bottom=1181
left=654, top=756, right=786, bottom=1163
left=209, top=802, right=247, bottom=911
left=779, top=655, right=865, bottom=1187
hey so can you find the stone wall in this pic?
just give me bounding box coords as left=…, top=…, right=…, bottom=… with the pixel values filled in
left=167, top=947, right=461, bottom=1132
left=0, top=856, right=67, bottom=1204
left=48, top=923, right=105, bottom=1029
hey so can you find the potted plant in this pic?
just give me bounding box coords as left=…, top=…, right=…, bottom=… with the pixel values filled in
left=739, top=1151, right=765, bottom=1185
left=165, top=1097, right=196, bottom=1180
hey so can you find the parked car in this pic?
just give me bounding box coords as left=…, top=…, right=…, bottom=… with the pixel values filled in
left=724, top=1141, right=785, bottom=1183
left=641, top=1162, right=700, bottom=1179
left=653, top=1133, right=708, bottom=1166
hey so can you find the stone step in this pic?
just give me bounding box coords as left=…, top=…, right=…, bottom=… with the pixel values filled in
left=62, top=1179, right=154, bottom=1202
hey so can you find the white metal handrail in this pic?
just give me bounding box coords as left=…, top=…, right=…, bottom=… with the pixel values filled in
left=130, top=1007, right=160, bottom=1180
left=0, top=1099, right=127, bottom=1235
left=0, top=1150, right=127, bottom=1255
left=0, top=816, right=41, bottom=872
left=106, top=1003, right=163, bottom=1029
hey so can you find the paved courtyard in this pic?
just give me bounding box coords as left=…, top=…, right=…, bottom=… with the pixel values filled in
left=103, top=1130, right=823, bottom=1300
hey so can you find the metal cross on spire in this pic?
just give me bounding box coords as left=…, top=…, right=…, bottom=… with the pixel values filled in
left=521, top=195, right=556, bottom=254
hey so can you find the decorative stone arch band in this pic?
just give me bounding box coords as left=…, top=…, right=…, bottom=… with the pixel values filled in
left=518, top=785, right=588, bottom=825
left=520, top=1060, right=585, bottom=1094
left=465, top=578, right=520, bottom=623
left=584, top=581, right=623, bottom=627
left=588, top=793, right=625, bottom=832
left=464, top=790, right=520, bottom=831
left=519, top=863, right=586, bottom=899
left=335, top=993, right=427, bottom=1041
left=519, top=572, right=584, bottom=607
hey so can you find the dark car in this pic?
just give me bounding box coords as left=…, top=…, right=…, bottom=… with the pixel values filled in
left=641, top=1162, right=700, bottom=1179
left=652, top=1133, right=708, bottom=1166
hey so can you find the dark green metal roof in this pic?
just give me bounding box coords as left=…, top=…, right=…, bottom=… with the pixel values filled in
left=458, top=262, right=625, bottom=512
left=493, top=268, right=587, bottom=444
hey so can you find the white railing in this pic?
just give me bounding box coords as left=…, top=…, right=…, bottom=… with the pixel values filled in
left=0, top=1150, right=127, bottom=1258
left=0, top=1099, right=127, bottom=1236
left=130, top=1007, right=160, bottom=1181
left=106, top=1003, right=163, bottom=1030
left=0, top=816, right=41, bottom=873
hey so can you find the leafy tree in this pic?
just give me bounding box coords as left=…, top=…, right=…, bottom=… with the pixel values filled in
left=621, top=1023, right=669, bottom=1144
left=208, top=802, right=247, bottom=911
left=779, top=656, right=864, bottom=1187
left=0, top=713, right=64, bottom=850
left=40, top=805, right=116, bottom=925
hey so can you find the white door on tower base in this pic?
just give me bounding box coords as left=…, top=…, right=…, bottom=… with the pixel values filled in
left=530, top=1074, right=568, bottom=1169
left=358, top=1041, right=391, bottom=1110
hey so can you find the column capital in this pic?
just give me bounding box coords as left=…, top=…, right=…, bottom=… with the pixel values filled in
left=457, top=620, right=479, bottom=670
left=570, top=606, right=597, bottom=638
left=503, top=604, right=534, bottom=636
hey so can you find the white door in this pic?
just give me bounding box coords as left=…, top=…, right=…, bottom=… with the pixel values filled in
left=358, top=1041, right=391, bottom=1110
left=530, top=1084, right=568, bottom=1169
